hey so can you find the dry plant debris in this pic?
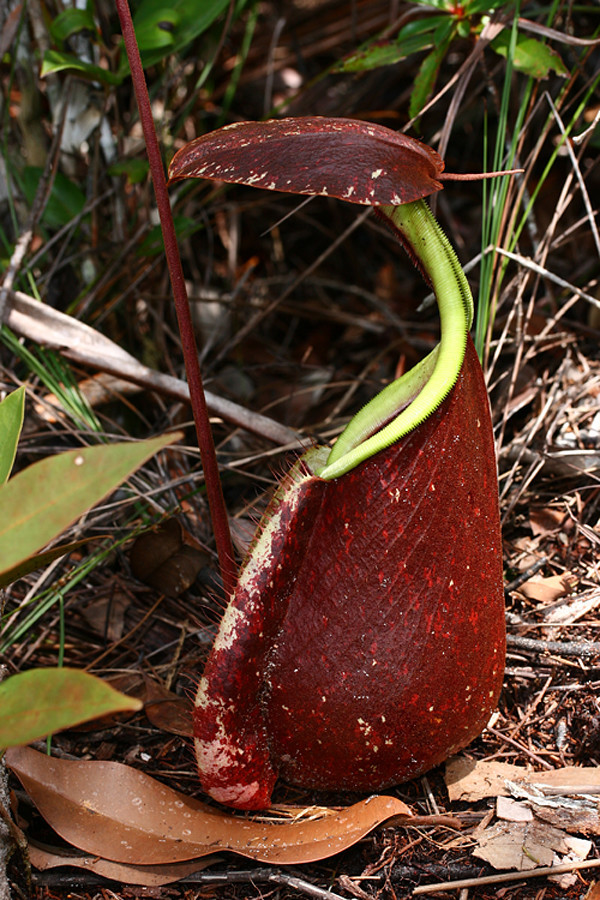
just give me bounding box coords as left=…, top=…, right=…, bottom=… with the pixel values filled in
left=1, top=0, right=600, bottom=898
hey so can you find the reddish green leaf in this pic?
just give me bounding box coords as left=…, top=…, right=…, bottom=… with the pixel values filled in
left=0, top=669, right=142, bottom=747
left=0, top=386, right=25, bottom=484
left=0, top=432, right=180, bottom=579
left=168, top=116, right=444, bottom=205
left=194, top=337, right=505, bottom=808
left=0, top=536, right=101, bottom=590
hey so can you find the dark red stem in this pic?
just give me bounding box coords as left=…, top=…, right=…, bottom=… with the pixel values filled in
left=115, top=0, right=237, bottom=598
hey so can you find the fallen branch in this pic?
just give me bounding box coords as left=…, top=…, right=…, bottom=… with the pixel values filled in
left=507, top=633, right=600, bottom=659
left=2, top=288, right=301, bottom=448
left=411, top=857, right=600, bottom=895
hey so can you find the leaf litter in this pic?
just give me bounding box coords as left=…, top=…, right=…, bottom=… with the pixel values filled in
left=27, top=844, right=219, bottom=888
left=4, top=1, right=600, bottom=897
left=6, top=745, right=412, bottom=869
left=445, top=757, right=600, bottom=880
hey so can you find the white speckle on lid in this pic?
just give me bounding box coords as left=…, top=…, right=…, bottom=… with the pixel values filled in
left=74, top=455, right=84, bottom=466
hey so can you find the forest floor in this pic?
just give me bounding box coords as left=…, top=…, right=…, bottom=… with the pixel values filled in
left=2, top=1, right=600, bottom=898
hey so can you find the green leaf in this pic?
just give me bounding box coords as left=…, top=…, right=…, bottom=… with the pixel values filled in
left=408, top=0, right=454, bottom=9
left=107, top=158, right=150, bottom=185
left=21, top=168, right=87, bottom=231
left=0, top=536, right=101, bottom=590
left=335, top=17, right=445, bottom=73
left=456, top=18, right=471, bottom=39
left=137, top=215, right=202, bottom=256
left=409, top=22, right=455, bottom=120
left=133, top=8, right=180, bottom=53
left=49, top=7, right=97, bottom=46
left=41, top=49, right=123, bottom=86
left=132, top=0, right=234, bottom=67
left=0, top=386, right=25, bottom=484
left=466, top=0, right=508, bottom=12
left=491, top=31, right=568, bottom=79
left=0, top=669, right=142, bottom=748
left=0, top=432, right=180, bottom=579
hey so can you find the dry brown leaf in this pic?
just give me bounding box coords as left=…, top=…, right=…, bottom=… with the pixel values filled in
left=142, top=675, right=194, bottom=737
left=29, top=843, right=218, bottom=886
left=447, top=759, right=600, bottom=835
left=518, top=573, right=572, bottom=603
left=445, top=757, right=526, bottom=802
left=7, top=746, right=411, bottom=865
left=130, top=518, right=208, bottom=597
left=529, top=506, right=565, bottom=537
left=473, top=819, right=589, bottom=871
left=496, top=796, right=533, bottom=822
left=517, top=765, right=600, bottom=791
left=79, top=593, right=130, bottom=642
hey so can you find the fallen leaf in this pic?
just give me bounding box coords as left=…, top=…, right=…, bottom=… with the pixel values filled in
left=29, top=843, right=219, bottom=886
left=447, top=758, right=600, bottom=835
left=496, top=796, right=533, bottom=822
left=7, top=746, right=412, bottom=865
left=445, top=757, right=524, bottom=802
left=473, top=819, right=586, bottom=871
left=79, top=592, right=130, bottom=641
left=142, top=675, right=194, bottom=737
left=130, top=518, right=208, bottom=597
left=446, top=757, right=600, bottom=802
left=529, top=506, right=565, bottom=537
left=534, top=804, right=600, bottom=836
left=529, top=766, right=600, bottom=792
left=519, top=573, right=571, bottom=603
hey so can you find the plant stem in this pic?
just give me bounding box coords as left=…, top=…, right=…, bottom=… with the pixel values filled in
left=319, top=199, right=472, bottom=480
left=115, top=0, right=236, bottom=597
